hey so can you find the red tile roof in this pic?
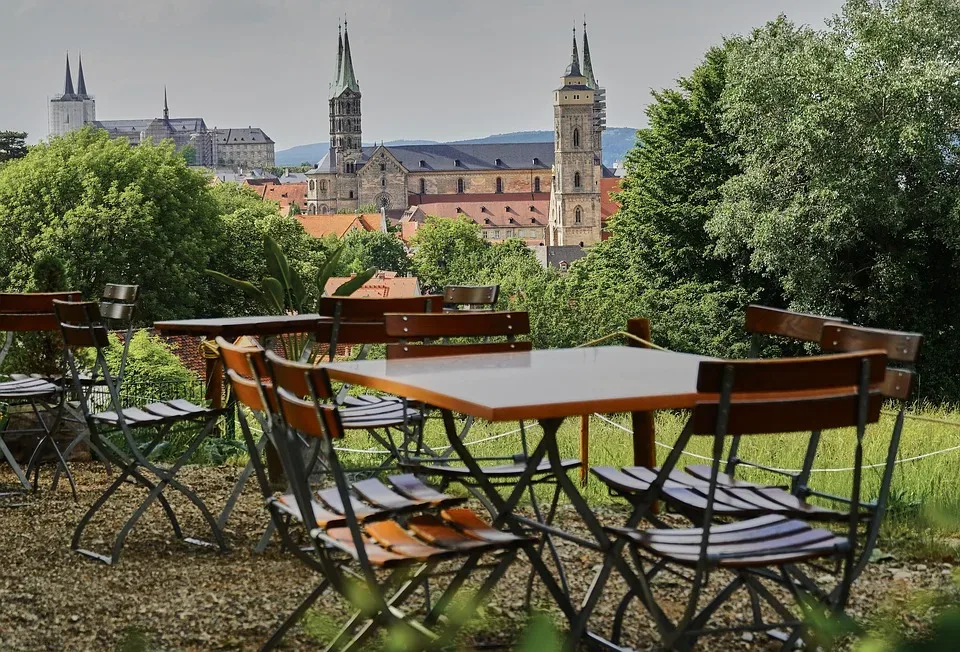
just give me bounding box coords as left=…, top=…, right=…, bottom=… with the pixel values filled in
left=324, top=271, right=420, bottom=298
left=251, top=182, right=308, bottom=216
left=412, top=198, right=549, bottom=229
left=600, top=177, right=622, bottom=223
left=296, top=214, right=384, bottom=238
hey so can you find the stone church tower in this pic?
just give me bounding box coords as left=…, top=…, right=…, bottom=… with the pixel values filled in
left=548, top=29, right=602, bottom=247
left=49, top=53, right=95, bottom=138
left=325, top=22, right=362, bottom=208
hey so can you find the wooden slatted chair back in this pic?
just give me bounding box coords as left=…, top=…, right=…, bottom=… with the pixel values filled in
left=99, top=284, right=139, bottom=323
left=225, top=368, right=273, bottom=413
left=443, top=285, right=499, bottom=310
left=383, top=311, right=531, bottom=360
left=744, top=304, right=846, bottom=347
left=216, top=336, right=269, bottom=380
left=53, top=300, right=110, bottom=348
left=820, top=324, right=921, bottom=401
left=264, top=351, right=343, bottom=439
left=264, top=350, right=335, bottom=401
left=692, top=352, right=886, bottom=436
left=0, top=291, right=82, bottom=331
left=317, top=295, right=443, bottom=321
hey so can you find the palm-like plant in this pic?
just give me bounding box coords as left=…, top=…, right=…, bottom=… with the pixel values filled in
left=206, top=235, right=375, bottom=359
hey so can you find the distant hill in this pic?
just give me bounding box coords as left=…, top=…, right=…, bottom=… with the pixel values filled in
left=275, top=127, right=637, bottom=168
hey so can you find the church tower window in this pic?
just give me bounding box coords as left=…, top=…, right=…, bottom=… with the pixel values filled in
left=534, top=177, right=541, bottom=193
left=574, top=172, right=581, bottom=188
left=573, top=128, right=581, bottom=148
left=575, top=206, right=583, bottom=223
left=419, top=178, right=426, bottom=194
left=496, top=177, right=503, bottom=194
left=457, top=178, right=465, bottom=194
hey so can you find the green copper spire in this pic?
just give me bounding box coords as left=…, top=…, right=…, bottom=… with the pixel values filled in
left=332, top=22, right=343, bottom=98
left=63, top=53, right=76, bottom=97
left=334, top=20, right=360, bottom=96
left=582, top=20, right=597, bottom=89
left=564, top=26, right=581, bottom=77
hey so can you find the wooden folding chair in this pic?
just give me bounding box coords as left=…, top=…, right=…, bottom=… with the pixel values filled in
left=598, top=351, right=886, bottom=650
left=55, top=300, right=228, bottom=564
left=385, top=310, right=579, bottom=603
left=442, top=285, right=499, bottom=311
left=0, top=291, right=81, bottom=498
left=230, top=349, right=533, bottom=650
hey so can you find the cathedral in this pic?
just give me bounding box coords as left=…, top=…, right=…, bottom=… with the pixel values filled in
left=304, top=23, right=611, bottom=247
left=48, top=55, right=275, bottom=169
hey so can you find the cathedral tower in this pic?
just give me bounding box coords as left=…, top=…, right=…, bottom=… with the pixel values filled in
left=49, top=53, right=94, bottom=138
left=329, top=22, right=362, bottom=179
left=548, top=29, right=602, bottom=247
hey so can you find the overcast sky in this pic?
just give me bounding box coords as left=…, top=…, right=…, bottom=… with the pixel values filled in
left=3, top=0, right=843, bottom=151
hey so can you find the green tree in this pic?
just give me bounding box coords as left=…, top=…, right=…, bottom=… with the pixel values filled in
left=179, top=144, right=197, bottom=166
left=711, top=0, right=960, bottom=399
left=0, top=131, right=27, bottom=164
left=409, top=217, right=491, bottom=292
left=0, top=128, right=221, bottom=322
left=339, top=229, right=410, bottom=275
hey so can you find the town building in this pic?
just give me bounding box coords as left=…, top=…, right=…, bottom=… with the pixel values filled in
left=48, top=54, right=275, bottom=168
left=304, top=22, right=611, bottom=247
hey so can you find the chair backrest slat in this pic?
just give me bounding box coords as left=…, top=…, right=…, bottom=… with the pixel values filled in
left=265, top=350, right=334, bottom=400
left=318, top=295, right=443, bottom=321
left=0, top=291, right=82, bottom=331
left=820, top=323, right=922, bottom=364
left=385, top=311, right=529, bottom=339
left=882, top=368, right=915, bottom=401
left=216, top=336, right=269, bottom=379
left=54, top=300, right=111, bottom=348
left=692, top=392, right=883, bottom=435
left=101, top=284, right=139, bottom=302
left=226, top=369, right=272, bottom=412
left=696, top=351, right=887, bottom=395
left=443, top=285, right=499, bottom=310
left=59, top=321, right=111, bottom=348
left=388, top=340, right=532, bottom=360
left=314, top=320, right=399, bottom=346
left=744, top=304, right=846, bottom=343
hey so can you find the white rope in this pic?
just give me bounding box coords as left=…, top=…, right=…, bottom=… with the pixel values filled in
left=591, top=413, right=960, bottom=473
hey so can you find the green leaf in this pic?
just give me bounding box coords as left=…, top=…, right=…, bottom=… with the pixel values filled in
left=333, top=266, right=376, bottom=296
left=315, top=245, right=346, bottom=300
left=205, top=269, right=267, bottom=305
left=264, top=235, right=291, bottom=295
left=262, top=276, right=286, bottom=313
left=289, top=266, right=307, bottom=312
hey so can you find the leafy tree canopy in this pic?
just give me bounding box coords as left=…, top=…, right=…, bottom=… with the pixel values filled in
left=0, top=128, right=221, bottom=321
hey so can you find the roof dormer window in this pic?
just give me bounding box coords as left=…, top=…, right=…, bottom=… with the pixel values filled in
left=454, top=159, right=462, bottom=167
left=419, top=160, right=426, bottom=168
left=532, top=157, right=540, bottom=165
left=456, top=207, right=462, bottom=213
left=495, top=158, right=503, bottom=167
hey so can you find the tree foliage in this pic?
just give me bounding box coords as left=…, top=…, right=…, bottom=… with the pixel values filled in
left=0, top=128, right=221, bottom=321
left=339, top=228, right=410, bottom=275
left=0, top=131, right=28, bottom=164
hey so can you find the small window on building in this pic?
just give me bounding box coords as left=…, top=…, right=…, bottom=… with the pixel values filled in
left=419, top=159, right=426, bottom=168
left=496, top=177, right=503, bottom=193
left=529, top=206, right=536, bottom=212
left=575, top=206, right=583, bottom=223
left=532, top=157, right=540, bottom=165
left=457, top=178, right=464, bottom=193
left=308, top=180, right=315, bottom=191
left=573, top=128, right=581, bottom=148
left=349, top=190, right=355, bottom=199
left=454, top=159, right=462, bottom=167
left=380, top=163, right=386, bottom=171
left=574, top=172, right=582, bottom=188
left=495, top=158, right=503, bottom=167
left=419, top=178, right=425, bottom=194
left=381, top=178, right=385, bottom=187
left=530, top=218, right=537, bottom=224
left=534, top=177, right=541, bottom=193
left=456, top=207, right=462, bottom=214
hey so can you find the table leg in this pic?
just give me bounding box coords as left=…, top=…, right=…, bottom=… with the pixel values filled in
left=204, top=347, right=223, bottom=410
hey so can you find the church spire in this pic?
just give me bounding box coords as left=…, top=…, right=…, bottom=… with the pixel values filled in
left=163, top=86, right=169, bottom=120
left=334, top=20, right=360, bottom=96
left=77, top=53, right=88, bottom=97
left=582, top=20, right=597, bottom=89
left=63, top=53, right=76, bottom=97
left=564, top=26, right=581, bottom=77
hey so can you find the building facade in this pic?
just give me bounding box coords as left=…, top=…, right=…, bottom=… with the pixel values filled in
left=48, top=55, right=274, bottom=169
left=305, top=23, right=609, bottom=247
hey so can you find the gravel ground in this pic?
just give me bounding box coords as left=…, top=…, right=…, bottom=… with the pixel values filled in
left=0, top=464, right=953, bottom=651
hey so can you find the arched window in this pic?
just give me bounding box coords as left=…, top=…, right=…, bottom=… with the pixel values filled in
left=534, top=177, right=541, bottom=193
left=419, top=178, right=426, bottom=194
left=575, top=206, right=582, bottom=223
left=573, top=128, right=581, bottom=148
left=574, top=172, right=581, bottom=188
left=319, top=181, right=327, bottom=194
left=308, top=180, right=315, bottom=192
left=457, top=178, right=465, bottom=194
left=496, top=177, right=503, bottom=193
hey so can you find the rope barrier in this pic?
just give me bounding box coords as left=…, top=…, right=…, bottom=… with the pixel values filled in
left=593, top=412, right=960, bottom=473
